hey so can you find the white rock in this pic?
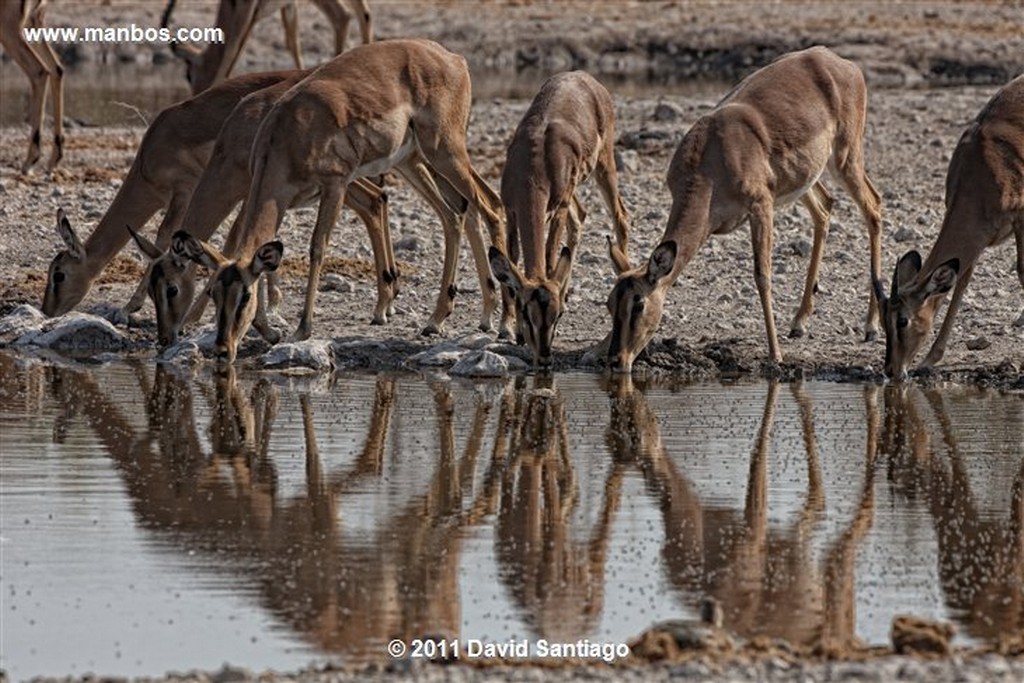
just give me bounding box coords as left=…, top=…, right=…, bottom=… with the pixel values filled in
left=158, top=341, right=203, bottom=365
left=12, top=310, right=128, bottom=350
left=449, top=349, right=527, bottom=377
left=261, top=339, right=335, bottom=372
left=409, top=340, right=470, bottom=367
left=0, top=304, right=47, bottom=343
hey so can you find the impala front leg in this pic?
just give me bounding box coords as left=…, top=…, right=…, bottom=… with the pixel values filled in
left=920, top=265, right=974, bottom=370
left=293, top=183, right=346, bottom=341
left=464, top=206, right=499, bottom=332
left=252, top=277, right=282, bottom=344
left=121, top=191, right=191, bottom=321
left=749, top=199, right=783, bottom=364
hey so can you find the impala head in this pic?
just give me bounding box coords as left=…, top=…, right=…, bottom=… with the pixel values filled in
left=43, top=209, right=92, bottom=317
left=489, top=245, right=572, bottom=368
left=127, top=227, right=196, bottom=347
left=178, top=231, right=283, bottom=365
left=169, top=40, right=215, bottom=95
left=873, top=250, right=959, bottom=381
left=605, top=240, right=677, bottom=374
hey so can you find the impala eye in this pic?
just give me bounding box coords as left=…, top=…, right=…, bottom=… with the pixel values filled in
left=53, top=272, right=65, bottom=284
left=167, top=285, right=179, bottom=299
left=897, top=316, right=909, bottom=329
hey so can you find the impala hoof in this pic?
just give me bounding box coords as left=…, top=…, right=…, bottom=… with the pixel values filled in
left=788, top=326, right=805, bottom=339
left=420, top=323, right=441, bottom=337
left=863, top=330, right=878, bottom=342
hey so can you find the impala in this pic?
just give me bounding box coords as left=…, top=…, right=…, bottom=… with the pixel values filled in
left=873, top=75, right=1024, bottom=380
left=42, top=70, right=300, bottom=319
left=178, top=39, right=504, bottom=364
left=488, top=71, right=631, bottom=367
left=162, top=0, right=372, bottom=95
left=1, top=0, right=64, bottom=173
left=604, top=46, right=884, bottom=372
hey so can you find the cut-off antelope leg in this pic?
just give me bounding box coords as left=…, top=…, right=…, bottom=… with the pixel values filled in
left=0, top=0, right=64, bottom=173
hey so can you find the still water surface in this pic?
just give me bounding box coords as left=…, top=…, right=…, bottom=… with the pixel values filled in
left=0, top=61, right=726, bottom=127
left=1, top=351, right=1021, bottom=678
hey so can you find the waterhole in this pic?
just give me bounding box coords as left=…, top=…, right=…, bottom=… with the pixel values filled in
left=1, top=351, right=1021, bottom=678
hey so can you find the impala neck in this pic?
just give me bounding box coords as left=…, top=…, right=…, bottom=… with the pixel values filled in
left=919, top=197, right=986, bottom=279
left=661, top=178, right=714, bottom=281
left=82, top=167, right=166, bottom=278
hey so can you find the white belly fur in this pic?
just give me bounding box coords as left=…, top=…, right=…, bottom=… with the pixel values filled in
left=352, top=133, right=416, bottom=180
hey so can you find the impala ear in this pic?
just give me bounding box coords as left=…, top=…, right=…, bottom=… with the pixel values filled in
left=126, top=225, right=162, bottom=260
left=607, top=235, right=631, bottom=275
left=647, top=241, right=677, bottom=285
left=175, top=230, right=226, bottom=271
left=892, top=250, right=922, bottom=297
left=169, top=39, right=201, bottom=61
left=553, top=246, right=573, bottom=301
left=923, top=258, right=959, bottom=296
left=250, top=241, right=283, bottom=277
left=56, top=208, right=85, bottom=260
left=488, top=246, right=523, bottom=292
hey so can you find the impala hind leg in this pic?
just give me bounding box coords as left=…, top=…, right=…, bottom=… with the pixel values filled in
left=280, top=3, right=303, bottom=69
left=310, top=0, right=353, bottom=54
left=347, top=178, right=395, bottom=324
left=790, top=182, right=834, bottom=338
left=834, top=156, right=883, bottom=341
left=393, top=159, right=467, bottom=335
left=595, top=134, right=630, bottom=260
left=33, top=37, right=64, bottom=172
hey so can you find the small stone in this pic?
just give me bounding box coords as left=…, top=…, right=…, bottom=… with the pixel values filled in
left=319, top=273, right=353, bottom=293
left=789, top=239, right=812, bottom=257
left=893, top=226, right=918, bottom=242
left=614, top=148, right=639, bottom=174
left=393, top=235, right=421, bottom=252
left=653, top=101, right=684, bottom=121
left=965, top=336, right=991, bottom=351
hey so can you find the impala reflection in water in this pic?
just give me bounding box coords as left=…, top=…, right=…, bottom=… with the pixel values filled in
left=0, top=350, right=1021, bottom=678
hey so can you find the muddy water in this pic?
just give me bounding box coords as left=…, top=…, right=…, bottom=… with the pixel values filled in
left=1, top=351, right=1021, bottom=679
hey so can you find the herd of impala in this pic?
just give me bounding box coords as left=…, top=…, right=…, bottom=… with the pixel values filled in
left=4, top=0, right=1022, bottom=379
